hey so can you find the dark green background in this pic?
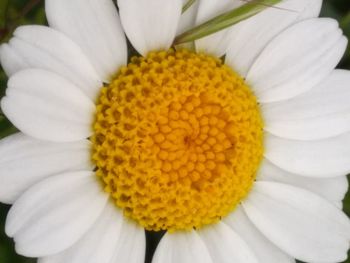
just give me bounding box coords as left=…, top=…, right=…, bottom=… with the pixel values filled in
left=0, top=0, right=350, bottom=262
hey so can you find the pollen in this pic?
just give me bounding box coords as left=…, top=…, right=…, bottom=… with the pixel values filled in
left=92, top=49, right=264, bottom=232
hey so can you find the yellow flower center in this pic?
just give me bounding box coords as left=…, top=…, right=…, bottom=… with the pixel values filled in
left=92, top=49, right=263, bottom=232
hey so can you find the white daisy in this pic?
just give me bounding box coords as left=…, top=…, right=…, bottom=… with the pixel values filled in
left=0, top=0, right=349, bottom=262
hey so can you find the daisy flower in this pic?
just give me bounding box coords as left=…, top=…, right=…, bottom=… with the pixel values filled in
left=0, top=0, right=350, bottom=262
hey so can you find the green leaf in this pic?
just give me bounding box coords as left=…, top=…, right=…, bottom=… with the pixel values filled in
left=0, top=0, right=9, bottom=27
left=175, top=0, right=282, bottom=44
left=340, top=11, right=350, bottom=36
left=0, top=116, right=17, bottom=139
left=343, top=175, right=350, bottom=216
left=182, top=0, right=196, bottom=13
left=320, top=0, right=342, bottom=21
left=339, top=11, right=350, bottom=68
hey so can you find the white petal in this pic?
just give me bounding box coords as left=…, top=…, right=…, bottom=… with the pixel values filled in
left=263, top=70, right=350, bottom=140
left=247, top=18, right=347, bottom=103
left=224, top=206, right=295, bottom=263
left=297, top=0, right=323, bottom=19
left=226, top=0, right=322, bottom=77
left=0, top=133, right=92, bottom=204
left=45, top=0, right=127, bottom=81
left=265, top=132, right=350, bottom=178
left=198, top=222, right=259, bottom=263
left=243, top=182, right=350, bottom=262
left=118, top=0, right=182, bottom=56
left=1, top=69, right=95, bottom=142
left=263, top=70, right=350, bottom=120
left=106, top=213, right=145, bottom=263
left=0, top=44, right=29, bottom=76
left=152, top=231, right=213, bottom=263
left=195, top=0, right=243, bottom=57
left=4, top=26, right=102, bottom=100
left=177, top=0, right=200, bottom=35
left=258, top=159, right=348, bottom=207
left=38, top=202, right=145, bottom=263
left=5, top=171, right=108, bottom=257
left=264, top=111, right=350, bottom=140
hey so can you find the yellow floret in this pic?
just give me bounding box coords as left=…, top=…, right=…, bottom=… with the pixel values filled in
left=92, top=49, right=264, bottom=232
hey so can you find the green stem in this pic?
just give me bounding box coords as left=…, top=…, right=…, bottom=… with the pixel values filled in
left=175, top=0, right=282, bottom=44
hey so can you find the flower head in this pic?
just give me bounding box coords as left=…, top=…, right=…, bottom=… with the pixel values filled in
left=0, top=0, right=349, bottom=263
